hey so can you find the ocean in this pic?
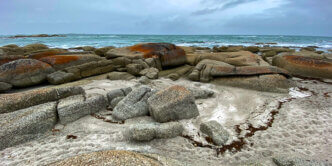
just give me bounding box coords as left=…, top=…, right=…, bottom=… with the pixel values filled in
left=1, top=34, right=331, bottom=50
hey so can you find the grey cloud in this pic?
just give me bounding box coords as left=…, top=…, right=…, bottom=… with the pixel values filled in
left=192, top=0, right=259, bottom=15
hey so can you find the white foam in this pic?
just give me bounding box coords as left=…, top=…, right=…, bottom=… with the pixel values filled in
left=289, top=87, right=311, bottom=98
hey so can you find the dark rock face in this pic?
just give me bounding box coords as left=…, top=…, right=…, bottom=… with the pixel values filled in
left=0, top=59, right=55, bottom=87
left=148, top=85, right=199, bottom=123
left=273, top=54, right=332, bottom=79
left=0, top=102, right=58, bottom=150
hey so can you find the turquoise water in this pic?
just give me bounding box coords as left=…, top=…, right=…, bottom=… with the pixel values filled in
left=0, top=34, right=331, bottom=50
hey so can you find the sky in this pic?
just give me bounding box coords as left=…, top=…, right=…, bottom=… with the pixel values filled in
left=0, top=0, right=331, bottom=36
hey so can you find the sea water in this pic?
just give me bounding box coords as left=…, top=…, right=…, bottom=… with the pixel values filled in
left=0, top=34, right=331, bottom=50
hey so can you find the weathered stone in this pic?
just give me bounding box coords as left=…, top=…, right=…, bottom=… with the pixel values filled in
left=0, top=102, right=57, bottom=150
left=26, top=48, right=68, bottom=59
left=300, top=46, right=316, bottom=52
left=155, top=122, right=184, bottom=139
left=189, top=59, right=291, bottom=82
left=106, top=87, right=132, bottom=103
left=106, top=43, right=187, bottom=67
left=244, top=46, right=259, bottom=53
left=144, top=58, right=162, bottom=70
left=129, top=122, right=184, bottom=141
left=107, top=72, right=135, bottom=80
left=0, top=86, right=85, bottom=114
left=212, top=74, right=295, bottom=93
left=94, top=46, right=115, bottom=57
left=187, top=87, right=215, bottom=99
left=23, top=43, right=49, bottom=53
left=112, top=86, right=153, bottom=120
left=37, top=54, right=104, bottom=70
left=0, top=59, right=55, bottom=87
left=272, top=156, right=330, bottom=166
left=47, top=71, right=76, bottom=85
left=129, top=124, right=156, bottom=141
left=259, top=47, right=295, bottom=54
left=126, top=64, right=144, bottom=76
left=0, top=49, right=5, bottom=56
left=49, top=150, right=163, bottom=166
left=200, top=120, right=229, bottom=146
left=109, top=97, right=124, bottom=109
left=273, top=54, right=332, bottom=79
left=57, top=94, right=107, bottom=124
left=139, top=67, right=159, bottom=79
left=0, top=82, right=12, bottom=92
left=158, top=65, right=193, bottom=81
left=0, top=46, right=24, bottom=55
left=148, top=85, right=199, bottom=123
left=187, top=51, right=270, bottom=67
left=110, top=57, right=132, bottom=67
left=139, top=76, right=151, bottom=84
left=132, top=59, right=149, bottom=69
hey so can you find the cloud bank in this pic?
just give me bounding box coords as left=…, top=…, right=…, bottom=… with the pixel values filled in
left=0, top=0, right=331, bottom=36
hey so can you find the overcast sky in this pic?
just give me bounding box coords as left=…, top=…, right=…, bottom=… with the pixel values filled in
left=0, top=0, right=331, bottom=36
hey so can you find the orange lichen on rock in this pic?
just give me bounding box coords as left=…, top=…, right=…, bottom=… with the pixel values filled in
left=284, top=55, right=331, bottom=68
left=28, top=50, right=66, bottom=59
left=38, top=55, right=80, bottom=65
left=0, top=56, right=24, bottom=66
left=129, top=43, right=187, bottom=67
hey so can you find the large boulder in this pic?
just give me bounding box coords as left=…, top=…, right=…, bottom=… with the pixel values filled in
left=159, top=65, right=193, bottom=81
left=187, top=51, right=270, bottom=67
left=106, top=43, right=187, bottom=68
left=0, top=55, right=24, bottom=66
left=0, top=59, right=55, bottom=87
left=0, top=45, right=24, bottom=55
left=22, top=43, right=49, bottom=53
left=0, top=102, right=57, bottom=150
left=63, top=60, right=114, bottom=79
left=200, top=120, right=229, bottom=146
left=112, top=86, right=153, bottom=120
left=213, top=46, right=244, bottom=52
left=36, top=54, right=104, bottom=70
left=0, top=86, right=84, bottom=114
left=94, top=46, right=115, bottom=57
left=129, top=122, right=184, bottom=141
left=212, top=74, right=295, bottom=93
left=26, top=48, right=68, bottom=59
left=106, top=87, right=132, bottom=103
left=46, top=71, right=76, bottom=85
left=281, top=51, right=325, bottom=59
left=188, top=59, right=290, bottom=82
left=259, top=47, right=295, bottom=54
left=139, top=67, right=159, bottom=79
left=57, top=94, right=107, bottom=124
left=272, top=54, right=332, bottom=79
left=148, top=85, right=199, bottom=123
